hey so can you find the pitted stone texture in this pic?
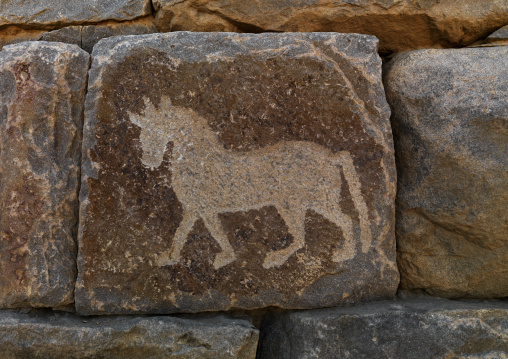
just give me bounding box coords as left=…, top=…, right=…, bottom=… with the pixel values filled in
left=77, top=32, right=397, bottom=314
left=0, top=311, right=258, bottom=359
left=38, top=19, right=157, bottom=53
left=384, top=47, right=508, bottom=298
left=257, top=298, right=508, bottom=359
left=0, top=42, right=90, bottom=309
left=39, top=26, right=82, bottom=47
left=153, top=0, right=508, bottom=54
left=81, top=19, right=157, bottom=53
left=0, top=27, right=46, bottom=51
left=0, top=0, right=152, bottom=28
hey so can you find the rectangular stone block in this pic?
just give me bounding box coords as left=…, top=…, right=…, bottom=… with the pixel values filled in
left=0, top=311, right=258, bottom=358
left=0, top=42, right=90, bottom=309
left=257, top=298, right=508, bottom=359
left=0, top=0, right=152, bottom=28
left=384, top=47, right=508, bottom=298
left=77, top=32, right=398, bottom=314
left=153, top=0, right=508, bottom=53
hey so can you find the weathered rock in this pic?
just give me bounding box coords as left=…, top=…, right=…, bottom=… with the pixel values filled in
left=77, top=32, right=398, bottom=314
left=384, top=47, right=508, bottom=298
left=38, top=19, right=157, bottom=53
left=0, top=310, right=258, bottom=358
left=485, top=25, right=508, bottom=45
left=0, top=42, right=90, bottom=309
left=0, top=0, right=152, bottom=28
left=257, top=298, right=508, bottom=359
left=153, top=0, right=508, bottom=54
left=0, top=26, right=46, bottom=51
left=39, top=26, right=82, bottom=47
left=81, top=18, right=157, bottom=53
left=469, top=25, right=508, bottom=48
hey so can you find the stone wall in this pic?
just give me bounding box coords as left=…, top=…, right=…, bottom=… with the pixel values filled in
left=0, top=1, right=506, bottom=358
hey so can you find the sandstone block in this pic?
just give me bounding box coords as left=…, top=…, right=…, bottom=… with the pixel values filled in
left=0, top=311, right=258, bottom=358
left=384, top=47, right=508, bottom=298
left=257, top=298, right=508, bottom=359
left=0, top=0, right=152, bottom=28
left=0, top=42, right=90, bottom=308
left=77, top=32, right=398, bottom=314
left=0, top=27, right=46, bottom=51
left=153, top=0, right=508, bottom=54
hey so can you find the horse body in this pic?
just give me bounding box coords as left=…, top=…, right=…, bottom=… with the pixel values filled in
left=128, top=97, right=370, bottom=269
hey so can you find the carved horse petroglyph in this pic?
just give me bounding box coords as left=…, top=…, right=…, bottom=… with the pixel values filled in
left=128, top=96, right=371, bottom=269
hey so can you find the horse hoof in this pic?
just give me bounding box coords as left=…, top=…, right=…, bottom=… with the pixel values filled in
left=262, top=253, right=288, bottom=269
left=331, top=249, right=355, bottom=263
left=213, top=252, right=235, bottom=269
left=155, top=251, right=181, bottom=266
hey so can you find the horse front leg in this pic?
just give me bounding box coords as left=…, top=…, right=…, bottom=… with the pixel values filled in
left=155, top=211, right=197, bottom=266
left=201, top=212, right=236, bottom=269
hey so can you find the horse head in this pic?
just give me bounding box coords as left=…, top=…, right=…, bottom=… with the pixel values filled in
left=127, top=96, right=177, bottom=170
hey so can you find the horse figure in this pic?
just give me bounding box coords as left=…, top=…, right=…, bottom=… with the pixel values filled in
left=128, top=96, right=371, bottom=269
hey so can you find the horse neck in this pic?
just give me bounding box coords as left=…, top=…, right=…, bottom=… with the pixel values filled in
left=171, top=110, right=225, bottom=160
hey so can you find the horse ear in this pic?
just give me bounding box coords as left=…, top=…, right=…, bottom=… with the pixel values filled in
left=127, top=111, right=143, bottom=128
left=160, top=95, right=172, bottom=108
left=127, top=96, right=174, bottom=129
left=127, top=96, right=156, bottom=129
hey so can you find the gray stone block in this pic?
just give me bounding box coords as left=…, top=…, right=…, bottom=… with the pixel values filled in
left=0, top=311, right=258, bottom=358
left=384, top=46, right=508, bottom=298
left=257, top=298, right=508, bottom=359
left=0, top=0, right=151, bottom=28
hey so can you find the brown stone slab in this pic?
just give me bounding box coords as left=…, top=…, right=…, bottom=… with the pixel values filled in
left=153, top=0, right=508, bottom=54
left=77, top=32, right=398, bottom=314
left=0, top=42, right=90, bottom=309
left=0, top=27, right=47, bottom=51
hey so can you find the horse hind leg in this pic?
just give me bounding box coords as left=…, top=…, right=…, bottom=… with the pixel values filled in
left=201, top=212, right=236, bottom=270
left=263, top=207, right=306, bottom=269
left=156, top=211, right=197, bottom=266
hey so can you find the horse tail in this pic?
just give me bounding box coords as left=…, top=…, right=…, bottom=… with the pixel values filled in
left=337, top=152, right=371, bottom=253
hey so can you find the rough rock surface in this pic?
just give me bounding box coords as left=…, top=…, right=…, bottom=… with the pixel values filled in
left=39, top=26, right=82, bottom=47
left=38, top=18, right=157, bottom=53
left=0, top=310, right=258, bottom=358
left=0, top=42, right=90, bottom=309
left=153, top=0, right=508, bottom=54
left=384, top=47, right=508, bottom=298
left=485, top=25, right=508, bottom=45
left=0, top=26, right=46, bottom=51
left=81, top=19, right=157, bottom=53
left=0, top=0, right=152, bottom=28
left=257, top=298, right=508, bottom=359
left=77, top=32, right=398, bottom=314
